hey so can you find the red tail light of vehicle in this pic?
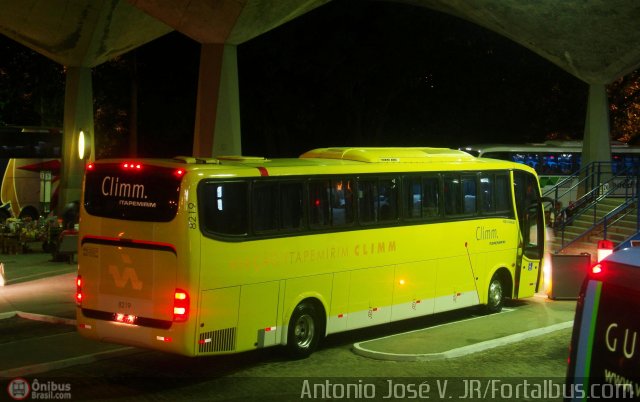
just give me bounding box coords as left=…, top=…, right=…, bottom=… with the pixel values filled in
left=591, top=263, right=603, bottom=275
left=122, top=162, right=142, bottom=170
left=173, top=289, right=190, bottom=322
left=75, top=275, right=83, bottom=305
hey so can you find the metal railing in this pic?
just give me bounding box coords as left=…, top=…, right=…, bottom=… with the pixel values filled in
left=545, top=161, right=640, bottom=252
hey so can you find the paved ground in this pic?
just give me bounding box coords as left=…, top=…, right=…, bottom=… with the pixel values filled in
left=0, top=251, right=578, bottom=382
left=0, top=252, right=134, bottom=378
left=0, top=252, right=76, bottom=318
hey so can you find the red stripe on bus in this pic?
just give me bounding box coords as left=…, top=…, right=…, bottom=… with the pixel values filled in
left=257, top=167, right=269, bottom=176
left=81, top=235, right=177, bottom=255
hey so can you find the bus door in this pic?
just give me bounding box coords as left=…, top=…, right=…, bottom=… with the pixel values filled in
left=513, top=171, right=544, bottom=298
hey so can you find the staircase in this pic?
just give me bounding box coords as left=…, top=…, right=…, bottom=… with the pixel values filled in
left=548, top=198, right=638, bottom=260
left=544, top=161, right=640, bottom=261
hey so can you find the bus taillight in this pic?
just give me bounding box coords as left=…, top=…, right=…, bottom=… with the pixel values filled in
left=75, top=275, right=83, bottom=305
left=122, top=162, right=142, bottom=170
left=173, top=289, right=190, bottom=322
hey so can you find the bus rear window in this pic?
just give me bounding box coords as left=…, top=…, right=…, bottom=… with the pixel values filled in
left=83, top=163, right=182, bottom=222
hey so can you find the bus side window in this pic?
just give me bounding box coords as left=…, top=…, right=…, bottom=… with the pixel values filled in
left=378, top=178, right=398, bottom=222
left=480, top=172, right=512, bottom=217
left=462, top=175, right=477, bottom=214
left=480, top=174, right=494, bottom=213
left=423, top=176, right=440, bottom=218
left=200, top=181, right=248, bottom=236
left=280, top=182, right=304, bottom=230
left=309, top=180, right=330, bottom=228
left=444, top=175, right=462, bottom=216
left=253, top=182, right=279, bottom=232
left=494, top=173, right=512, bottom=216
left=404, top=177, right=422, bottom=219
left=358, top=179, right=378, bottom=224
left=331, top=178, right=354, bottom=226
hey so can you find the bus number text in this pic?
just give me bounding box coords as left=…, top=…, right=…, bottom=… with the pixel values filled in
left=188, top=202, right=197, bottom=229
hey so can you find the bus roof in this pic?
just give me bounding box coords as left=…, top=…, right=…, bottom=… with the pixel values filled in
left=92, top=147, right=534, bottom=177
left=300, top=147, right=474, bottom=163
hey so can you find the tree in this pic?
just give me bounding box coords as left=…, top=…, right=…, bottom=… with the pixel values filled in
left=0, top=36, right=64, bottom=127
left=608, top=69, right=640, bottom=144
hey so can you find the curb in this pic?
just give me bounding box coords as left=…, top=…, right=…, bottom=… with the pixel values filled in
left=16, top=312, right=76, bottom=326
left=0, top=311, right=17, bottom=320
left=0, top=347, right=138, bottom=378
left=352, top=321, right=573, bottom=361
left=0, top=311, right=76, bottom=326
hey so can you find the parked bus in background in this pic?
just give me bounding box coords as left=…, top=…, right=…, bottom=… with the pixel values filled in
left=461, top=140, right=640, bottom=196
left=76, top=147, right=546, bottom=358
left=0, top=126, right=61, bottom=221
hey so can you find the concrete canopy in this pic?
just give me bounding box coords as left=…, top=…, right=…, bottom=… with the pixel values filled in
left=127, top=0, right=330, bottom=45
left=391, top=0, right=640, bottom=85
left=0, top=0, right=173, bottom=67
left=2, top=0, right=638, bottom=83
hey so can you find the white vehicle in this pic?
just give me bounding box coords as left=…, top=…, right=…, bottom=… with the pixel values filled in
left=462, top=140, right=640, bottom=206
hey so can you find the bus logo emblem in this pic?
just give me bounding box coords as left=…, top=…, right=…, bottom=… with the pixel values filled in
left=108, top=265, right=143, bottom=290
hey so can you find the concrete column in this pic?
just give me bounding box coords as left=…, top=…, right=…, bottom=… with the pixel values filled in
left=60, top=66, right=95, bottom=213
left=582, top=84, right=611, bottom=167
left=193, top=44, right=241, bottom=158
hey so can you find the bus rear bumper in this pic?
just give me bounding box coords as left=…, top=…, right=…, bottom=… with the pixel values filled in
left=76, top=307, right=195, bottom=356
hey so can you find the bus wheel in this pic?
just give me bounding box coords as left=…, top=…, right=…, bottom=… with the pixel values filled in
left=482, top=274, right=504, bottom=314
left=286, top=301, right=323, bottom=359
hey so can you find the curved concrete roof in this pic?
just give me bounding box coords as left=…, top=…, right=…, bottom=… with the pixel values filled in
left=0, top=0, right=172, bottom=67
left=394, top=0, right=640, bottom=84
left=0, top=0, right=638, bottom=84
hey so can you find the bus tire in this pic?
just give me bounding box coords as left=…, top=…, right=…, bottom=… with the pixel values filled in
left=285, top=301, right=323, bottom=359
left=482, top=274, right=504, bottom=314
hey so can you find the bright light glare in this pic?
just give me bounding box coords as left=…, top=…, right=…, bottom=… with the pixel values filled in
left=78, top=130, right=85, bottom=159
left=592, top=264, right=603, bottom=274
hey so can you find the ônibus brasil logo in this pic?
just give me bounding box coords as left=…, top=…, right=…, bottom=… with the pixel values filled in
left=6, top=378, right=71, bottom=400
left=7, top=378, right=30, bottom=400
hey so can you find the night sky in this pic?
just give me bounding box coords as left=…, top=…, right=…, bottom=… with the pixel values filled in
left=236, top=0, right=588, bottom=158
left=4, top=0, right=590, bottom=159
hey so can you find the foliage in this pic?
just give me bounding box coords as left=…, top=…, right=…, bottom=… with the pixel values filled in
left=93, top=54, right=133, bottom=158
left=608, top=69, right=640, bottom=144
left=0, top=37, right=64, bottom=127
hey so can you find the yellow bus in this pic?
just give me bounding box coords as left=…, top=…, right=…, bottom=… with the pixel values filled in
left=0, top=126, right=62, bottom=220
left=76, top=147, right=545, bottom=358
